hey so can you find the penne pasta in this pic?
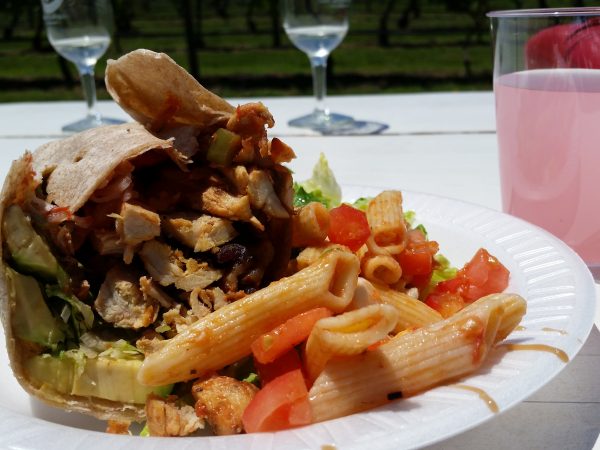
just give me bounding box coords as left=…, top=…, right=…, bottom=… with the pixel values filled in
left=372, top=281, right=443, bottom=332
left=308, top=293, right=526, bottom=423
left=137, top=249, right=360, bottom=386
left=291, top=202, right=330, bottom=248
left=361, top=252, right=402, bottom=285
left=304, top=304, right=399, bottom=383
left=366, top=191, right=407, bottom=255
left=296, top=243, right=346, bottom=270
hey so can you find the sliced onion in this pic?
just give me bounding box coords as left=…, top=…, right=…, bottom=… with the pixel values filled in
left=91, top=173, right=132, bottom=203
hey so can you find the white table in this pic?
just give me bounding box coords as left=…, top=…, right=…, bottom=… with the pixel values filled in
left=0, top=93, right=598, bottom=450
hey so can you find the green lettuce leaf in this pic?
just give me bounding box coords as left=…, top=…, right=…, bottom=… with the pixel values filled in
left=46, top=285, right=94, bottom=338
left=421, top=254, right=458, bottom=299
left=352, top=197, right=372, bottom=212
left=293, top=153, right=341, bottom=209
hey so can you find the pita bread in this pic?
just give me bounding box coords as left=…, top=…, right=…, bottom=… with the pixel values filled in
left=32, top=122, right=174, bottom=213
left=0, top=49, right=279, bottom=426
left=0, top=150, right=165, bottom=422
left=105, top=49, right=235, bottom=130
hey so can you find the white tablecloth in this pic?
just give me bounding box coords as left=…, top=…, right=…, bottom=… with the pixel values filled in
left=0, top=93, right=598, bottom=450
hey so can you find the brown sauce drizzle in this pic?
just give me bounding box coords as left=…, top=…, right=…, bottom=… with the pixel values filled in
left=541, top=327, right=568, bottom=335
left=453, top=384, right=499, bottom=413
left=503, top=343, right=569, bottom=363
left=321, top=445, right=337, bottom=450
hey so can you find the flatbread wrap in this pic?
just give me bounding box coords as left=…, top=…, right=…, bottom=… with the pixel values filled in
left=0, top=50, right=296, bottom=426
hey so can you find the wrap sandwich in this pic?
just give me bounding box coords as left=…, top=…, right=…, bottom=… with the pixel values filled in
left=0, top=50, right=296, bottom=428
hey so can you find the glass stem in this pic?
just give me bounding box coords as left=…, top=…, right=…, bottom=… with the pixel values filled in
left=309, top=54, right=329, bottom=118
left=78, top=65, right=101, bottom=123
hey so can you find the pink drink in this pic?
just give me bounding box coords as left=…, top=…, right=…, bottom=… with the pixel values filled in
left=495, top=69, right=600, bottom=270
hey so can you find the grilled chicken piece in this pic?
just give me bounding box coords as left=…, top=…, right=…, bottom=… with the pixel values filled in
left=201, top=186, right=253, bottom=221
left=116, top=202, right=161, bottom=244
left=145, top=394, right=204, bottom=437
left=139, top=240, right=222, bottom=291
left=115, top=202, right=161, bottom=263
left=139, top=276, right=176, bottom=308
left=269, top=137, right=296, bottom=164
left=94, top=266, right=159, bottom=329
left=226, top=102, right=274, bottom=139
left=162, top=214, right=238, bottom=252
left=192, top=376, right=258, bottom=435
left=220, top=165, right=250, bottom=195
left=247, top=169, right=289, bottom=219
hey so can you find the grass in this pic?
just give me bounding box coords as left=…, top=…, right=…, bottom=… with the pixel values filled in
left=0, top=0, right=589, bottom=102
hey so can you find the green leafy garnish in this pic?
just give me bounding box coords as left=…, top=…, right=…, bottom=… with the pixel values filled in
left=421, top=254, right=458, bottom=299
left=45, top=285, right=94, bottom=338
left=140, top=424, right=150, bottom=437
left=293, top=184, right=330, bottom=208
left=155, top=324, right=171, bottom=333
left=242, top=372, right=260, bottom=385
left=415, top=223, right=428, bottom=237
left=293, top=153, right=341, bottom=209
left=352, top=197, right=372, bottom=212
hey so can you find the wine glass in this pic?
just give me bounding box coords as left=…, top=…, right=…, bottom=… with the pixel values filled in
left=283, top=0, right=356, bottom=132
left=41, top=0, right=124, bottom=132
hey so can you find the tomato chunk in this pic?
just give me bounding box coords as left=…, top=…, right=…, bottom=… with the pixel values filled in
left=327, top=204, right=371, bottom=252
left=255, top=349, right=302, bottom=387
left=242, top=368, right=311, bottom=433
left=397, top=230, right=439, bottom=277
left=460, top=248, right=510, bottom=301
left=425, top=248, right=509, bottom=316
left=425, top=292, right=465, bottom=319
left=251, top=307, right=333, bottom=364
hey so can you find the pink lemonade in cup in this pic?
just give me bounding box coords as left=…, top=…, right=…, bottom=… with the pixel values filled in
left=495, top=68, right=600, bottom=271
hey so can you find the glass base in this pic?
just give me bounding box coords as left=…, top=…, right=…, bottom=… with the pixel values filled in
left=288, top=110, right=388, bottom=135
left=288, top=110, right=354, bottom=131
left=62, top=115, right=125, bottom=133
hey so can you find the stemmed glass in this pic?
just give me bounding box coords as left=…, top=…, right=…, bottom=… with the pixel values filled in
left=41, top=0, right=124, bottom=132
left=283, top=0, right=355, bottom=132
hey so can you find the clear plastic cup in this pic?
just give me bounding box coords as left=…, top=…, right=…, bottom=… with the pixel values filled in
left=488, top=8, right=600, bottom=279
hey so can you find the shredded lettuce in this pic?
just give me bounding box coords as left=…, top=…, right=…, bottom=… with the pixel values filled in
left=293, top=153, right=341, bottom=209
left=45, top=285, right=94, bottom=338
left=293, top=184, right=330, bottom=208
left=98, top=339, right=144, bottom=360
left=420, top=254, right=458, bottom=299
left=78, top=333, right=144, bottom=360
left=415, top=224, right=428, bottom=237
left=57, top=348, right=87, bottom=378
left=404, top=210, right=428, bottom=236
left=242, top=372, right=259, bottom=385
left=431, top=254, right=458, bottom=284
left=352, top=197, right=372, bottom=212
left=140, top=424, right=150, bottom=437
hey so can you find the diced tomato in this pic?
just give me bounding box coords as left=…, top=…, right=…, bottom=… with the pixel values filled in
left=425, top=292, right=465, bottom=319
left=255, top=349, right=302, bottom=387
left=460, top=248, right=510, bottom=302
left=327, top=204, right=371, bottom=252
left=425, top=248, right=509, bottom=316
left=242, top=368, right=311, bottom=433
left=397, top=229, right=439, bottom=277
left=251, top=307, right=333, bottom=364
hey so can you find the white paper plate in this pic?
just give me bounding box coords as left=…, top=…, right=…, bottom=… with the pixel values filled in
left=0, top=188, right=596, bottom=450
